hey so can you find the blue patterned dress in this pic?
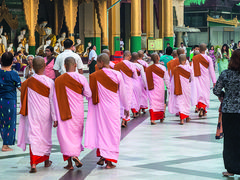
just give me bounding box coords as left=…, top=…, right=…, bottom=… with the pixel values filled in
left=0, top=69, right=21, bottom=145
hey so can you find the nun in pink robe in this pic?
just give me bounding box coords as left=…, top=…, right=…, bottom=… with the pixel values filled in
left=137, top=59, right=149, bottom=110
left=18, top=74, right=56, bottom=167
left=191, top=53, right=216, bottom=115
left=146, top=64, right=170, bottom=122
left=170, top=64, right=193, bottom=122
left=54, top=72, right=91, bottom=163
left=131, top=62, right=147, bottom=114
left=85, top=67, right=128, bottom=167
left=114, top=60, right=138, bottom=122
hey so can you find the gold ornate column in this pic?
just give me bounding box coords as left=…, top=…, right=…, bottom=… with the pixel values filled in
left=63, top=0, right=78, bottom=42
left=131, top=0, right=141, bottom=52
left=146, top=0, right=154, bottom=39
left=98, top=0, right=108, bottom=49
left=164, top=0, right=174, bottom=48
left=23, top=0, right=39, bottom=55
left=109, top=0, right=120, bottom=55
left=159, top=0, right=164, bottom=39
left=54, top=0, right=59, bottom=35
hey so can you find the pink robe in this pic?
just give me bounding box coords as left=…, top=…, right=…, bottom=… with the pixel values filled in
left=117, top=60, right=138, bottom=121
left=137, top=60, right=149, bottom=109
left=131, top=63, right=147, bottom=112
left=169, top=65, right=193, bottom=116
left=109, top=61, right=115, bottom=69
left=84, top=68, right=128, bottom=162
left=55, top=72, right=92, bottom=158
left=148, top=64, right=170, bottom=115
left=17, top=74, right=56, bottom=156
left=44, top=57, right=55, bottom=80
left=191, top=54, right=216, bottom=108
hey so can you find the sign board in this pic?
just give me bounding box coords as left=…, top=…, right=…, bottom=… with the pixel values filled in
left=148, top=38, right=163, bottom=51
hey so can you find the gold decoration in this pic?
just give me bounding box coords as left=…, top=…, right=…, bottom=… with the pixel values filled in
left=0, top=0, right=18, bottom=30
left=207, top=15, right=240, bottom=27
left=23, top=0, right=39, bottom=46
left=63, top=0, right=79, bottom=41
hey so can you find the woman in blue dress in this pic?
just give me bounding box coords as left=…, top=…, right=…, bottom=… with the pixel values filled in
left=0, top=52, right=21, bottom=151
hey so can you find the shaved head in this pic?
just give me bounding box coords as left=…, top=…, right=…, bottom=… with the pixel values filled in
left=33, top=56, right=45, bottom=73
left=138, top=50, right=144, bottom=59
left=123, top=51, right=131, bottom=60
left=151, top=53, right=159, bottom=63
left=172, top=50, right=178, bottom=58
left=65, top=57, right=76, bottom=72
left=102, top=49, right=110, bottom=57
left=177, top=48, right=185, bottom=56
left=131, top=52, right=139, bottom=61
left=97, top=53, right=109, bottom=65
left=199, top=43, right=207, bottom=53
left=179, top=54, right=186, bottom=63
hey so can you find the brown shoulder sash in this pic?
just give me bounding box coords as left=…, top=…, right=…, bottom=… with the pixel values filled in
left=90, top=70, right=118, bottom=105
left=174, top=66, right=190, bottom=95
left=55, top=73, right=83, bottom=121
left=192, top=54, right=209, bottom=77
left=114, top=61, right=133, bottom=77
left=95, top=64, right=100, bottom=71
left=146, top=64, right=165, bottom=90
left=20, top=77, right=50, bottom=116
left=170, top=58, right=180, bottom=75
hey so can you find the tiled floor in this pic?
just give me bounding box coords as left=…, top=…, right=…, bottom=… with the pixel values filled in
left=0, top=73, right=235, bottom=180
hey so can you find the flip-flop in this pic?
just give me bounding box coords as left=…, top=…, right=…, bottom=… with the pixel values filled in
left=29, top=168, right=37, bottom=173
left=72, top=157, right=83, bottom=168
left=222, top=172, right=234, bottom=177
left=97, top=157, right=105, bottom=166
left=45, top=160, right=52, bottom=167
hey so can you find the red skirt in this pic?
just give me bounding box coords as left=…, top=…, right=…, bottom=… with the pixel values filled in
left=179, top=112, right=189, bottom=120
left=149, top=109, right=164, bottom=120
left=29, top=147, right=49, bottom=166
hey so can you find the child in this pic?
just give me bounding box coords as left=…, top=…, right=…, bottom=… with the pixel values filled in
left=0, top=52, right=21, bottom=151
left=18, top=56, right=57, bottom=173
left=55, top=57, right=91, bottom=170
left=172, top=54, right=193, bottom=125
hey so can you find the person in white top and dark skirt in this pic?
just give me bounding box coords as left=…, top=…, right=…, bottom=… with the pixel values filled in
left=88, top=45, right=98, bottom=74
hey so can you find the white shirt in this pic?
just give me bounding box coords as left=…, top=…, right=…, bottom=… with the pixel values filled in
left=53, top=49, right=84, bottom=75
left=120, top=41, right=124, bottom=48
left=89, top=49, right=98, bottom=61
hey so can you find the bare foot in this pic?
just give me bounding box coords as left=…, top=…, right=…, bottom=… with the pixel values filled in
left=151, top=121, right=157, bottom=125
left=160, top=119, right=164, bottom=123
left=2, top=146, right=13, bottom=152
left=222, top=172, right=234, bottom=177
left=186, top=117, right=191, bottom=122
left=106, top=161, right=116, bottom=169
left=180, top=119, right=184, bottom=125
left=72, top=157, right=83, bottom=168
left=97, top=157, right=105, bottom=166
left=121, top=120, right=127, bottom=128
left=29, top=164, right=37, bottom=173
left=199, top=108, right=204, bottom=117
left=64, top=165, right=74, bottom=170
left=44, top=160, right=52, bottom=167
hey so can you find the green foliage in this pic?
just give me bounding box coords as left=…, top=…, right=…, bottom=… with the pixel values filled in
left=214, top=45, right=221, bottom=54
left=184, top=0, right=206, bottom=6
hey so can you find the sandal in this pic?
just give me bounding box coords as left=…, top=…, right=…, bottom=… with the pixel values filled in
left=29, top=168, right=37, bottom=173
left=222, top=172, right=234, bottom=177
left=97, top=157, right=105, bottom=166
left=72, top=157, right=83, bottom=168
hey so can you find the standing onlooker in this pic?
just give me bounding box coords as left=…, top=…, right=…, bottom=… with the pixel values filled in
left=0, top=52, right=21, bottom=151
left=213, top=49, right=240, bottom=177
left=44, top=46, right=56, bottom=80
left=143, top=50, right=151, bottom=63
left=189, top=45, right=200, bottom=62
left=218, top=44, right=229, bottom=75
left=23, top=55, right=35, bottom=79
left=180, top=42, right=187, bottom=54
left=208, top=46, right=216, bottom=70
left=160, top=47, right=173, bottom=68
left=88, top=45, right=97, bottom=74
left=53, top=39, right=84, bottom=78
left=120, top=38, right=124, bottom=51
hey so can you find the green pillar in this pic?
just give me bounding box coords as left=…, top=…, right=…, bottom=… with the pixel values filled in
left=114, top=36, right=120, bottom=52
left=29, top=46, right=36, bottom=56
left=131, top=36, right=141, bottom=53
left=164, top=37, right=174, bottom=50
left=102, top=45, right=109, bottom=50
left=84, top=37, right=101, bottom=55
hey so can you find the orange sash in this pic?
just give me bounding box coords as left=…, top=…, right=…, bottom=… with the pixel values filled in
left=114, top=61, right=133, bottom=77
left=192, top=54, right=209, bottom=77
left=95, top=64, right=100, bottom=71
left=170, top=58, right=180, bottom=75
left=173, top=66, right=190, bottom=95
left=146, top=64, right=165, bottom=90
left=55, top=73, right=83, bottom=121
left=90, top=70, right=118, bottom=105
left=20, top=77, right=50, bottom=116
